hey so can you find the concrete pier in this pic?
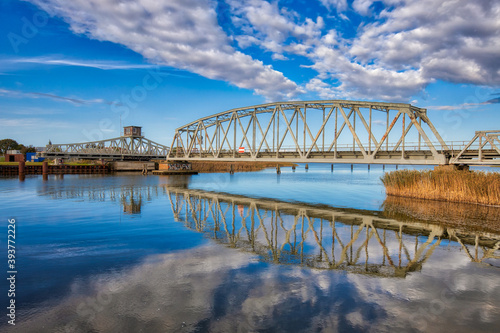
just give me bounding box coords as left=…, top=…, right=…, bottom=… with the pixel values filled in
left=111, top=161, right=155, bottom=172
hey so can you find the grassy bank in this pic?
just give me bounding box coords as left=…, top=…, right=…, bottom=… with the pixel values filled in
left=381, top=169, right=500, bottom=206
left=0, top=161, right=97, bottom=166
left=190, top=161, right=297, bottom=173
left=0, top=162, right=45, bottom=166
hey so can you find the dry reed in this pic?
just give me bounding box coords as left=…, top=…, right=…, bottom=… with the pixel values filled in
left=190, top=161, right=296, bottom=173
left=381, top=169, right=500, bottom=206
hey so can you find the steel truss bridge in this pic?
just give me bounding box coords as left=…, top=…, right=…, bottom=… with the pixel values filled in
left=168, top=100, right=500, bottom=165
left=42, top=135, right=169, bottom=161
left=167, top=187, right=500, bottom=278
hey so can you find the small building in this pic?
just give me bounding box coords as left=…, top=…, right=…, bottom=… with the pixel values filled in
left=123, top=126, right=142, bottom=137
left=26, top=152, right=45, bottom=162
left=5, top=150, right=24, bottom=162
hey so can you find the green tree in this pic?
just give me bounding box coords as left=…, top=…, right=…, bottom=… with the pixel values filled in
left=0, top=139, right=20, bottom=154
left=19, top=144, right=37, bottom=155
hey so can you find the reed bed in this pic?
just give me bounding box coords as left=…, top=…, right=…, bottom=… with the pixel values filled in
left=381, top=169, right=500, bottom=206
left=190, top=161, right=296, bottom=173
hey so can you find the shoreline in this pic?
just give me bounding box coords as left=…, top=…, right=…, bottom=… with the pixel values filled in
left=188, top=160, right=297, bottom=173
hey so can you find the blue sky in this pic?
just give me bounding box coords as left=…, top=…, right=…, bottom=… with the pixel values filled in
left=0, top=0, right=499, bottom=147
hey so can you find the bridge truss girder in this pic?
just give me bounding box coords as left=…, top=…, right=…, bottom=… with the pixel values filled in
left=168, top=100, right=449, bottom=165
left=42, top=136, right=169, bottom=160
left=450, top=130, right=500, bottom=165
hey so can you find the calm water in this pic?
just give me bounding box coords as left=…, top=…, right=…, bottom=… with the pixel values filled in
left=1, top=164, right=500, bottom=332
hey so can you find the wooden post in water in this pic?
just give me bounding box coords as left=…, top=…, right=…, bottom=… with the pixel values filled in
left=351, top=164, right=354, bottom=172
left=276, top=164, right=281, bottom=174
left=42, top=161, right=48, bottom=175
left=18, top=161, right=25, bottom=174
left=331, top=164, right=334, bottom=172
left=368, top=164, right=370, bottom=171
left=305, top=164, right=309, bottom=170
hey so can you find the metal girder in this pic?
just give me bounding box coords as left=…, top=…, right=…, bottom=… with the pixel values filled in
left=167, top=100, right=453, bottom=165
left=450, top=130, right=500, bottom=165
left=42, top=136, right=169, bottom=160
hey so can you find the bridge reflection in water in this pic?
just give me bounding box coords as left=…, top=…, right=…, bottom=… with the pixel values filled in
left=35, top=177, right=500, bottom=275
left=166, top=187, right=500, bottom=277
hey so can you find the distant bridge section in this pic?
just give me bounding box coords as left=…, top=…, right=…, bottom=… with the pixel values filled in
left=42, top=127, right=169, bottom=161
left=167, top=100, right=500, bottom=165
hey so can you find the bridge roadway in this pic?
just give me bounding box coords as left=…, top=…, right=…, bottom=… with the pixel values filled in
left=167, top=186, right=500, bottom=277
left=169, top=146, right=500, bottom=165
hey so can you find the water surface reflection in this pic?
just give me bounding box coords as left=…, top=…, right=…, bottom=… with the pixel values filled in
left=3, top=174, right=499, bottom=332
left=166, top=187, right=500, bottom=275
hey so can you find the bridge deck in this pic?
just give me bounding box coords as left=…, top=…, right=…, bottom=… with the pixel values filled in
left=168, top=148, right=500, bottom=165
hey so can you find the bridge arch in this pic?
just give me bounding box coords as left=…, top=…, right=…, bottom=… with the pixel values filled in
left=168, top=100, right=449, bottom=165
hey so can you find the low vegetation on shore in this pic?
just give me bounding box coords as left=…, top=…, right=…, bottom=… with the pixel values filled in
left=381, top=168, right=500, bottom=206
left=190, top=161, right=296, bottom=173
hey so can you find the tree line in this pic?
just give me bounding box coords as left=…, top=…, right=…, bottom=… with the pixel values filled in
left=0, top=139, right=37, bottom=155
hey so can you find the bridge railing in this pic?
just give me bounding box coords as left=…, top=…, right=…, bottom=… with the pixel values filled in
left=172, top=141, right=473, bottom=155
left=43, top=136, right=170, bottom=158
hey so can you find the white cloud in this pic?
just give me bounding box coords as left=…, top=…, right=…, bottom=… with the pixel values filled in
left=0, top=117, right=72, bottom=129
left=348, top=0, right=500, bottom=85
left=318, top=0, right=348, bottom=12
left=352, top=0, right=376, bottom=15
left=27, top=0, right=302, bottom=101
left=8, top=57, right=156, bottom=70
left=229, top=0, right=323, bottom=59
left=301, top=0, right=500, bottom=101
left=24, top=0, right=500, bottom=103
left=0, top=88, right=116, bottom=105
